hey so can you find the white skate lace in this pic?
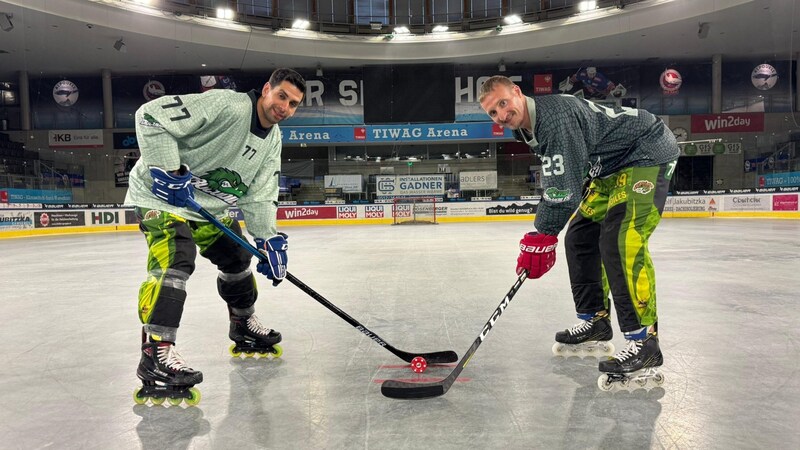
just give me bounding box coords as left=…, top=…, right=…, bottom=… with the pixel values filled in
left=247, top=314, right=273, bottom=337
left=612, top=339, right=643, bottom=362
left=567, top=319, right=592, bottom=336
left=158, top=344, right=194, bottom=372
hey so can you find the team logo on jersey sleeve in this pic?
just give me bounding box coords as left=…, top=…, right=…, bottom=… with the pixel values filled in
left=195, top=168, right=249, bottom=205
left=543, top=187, right=573, bottom=203
left=139, top=113, right=164, bottom=129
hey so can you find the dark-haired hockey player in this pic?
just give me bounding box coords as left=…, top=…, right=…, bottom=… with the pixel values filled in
left=479, top=75, right=677, bottom=390
left=125, top=68, right=306, bottom=405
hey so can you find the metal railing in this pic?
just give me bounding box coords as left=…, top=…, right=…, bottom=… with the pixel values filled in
left=160, top=0, right=640, bottom=34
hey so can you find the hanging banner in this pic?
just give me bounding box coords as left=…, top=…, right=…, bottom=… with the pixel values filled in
left=375, top=175, right=445, bottom=197
left=459, top=171, right=498, bottom=190
left=679, top=142, right=741, bottom=157
left=281, top=122, right=512, bottom=145
left=48, top=130, right=104, bottom=148
left=323, top=175, right=364, bottom=193
left=690, top=113, right=764, bottom=133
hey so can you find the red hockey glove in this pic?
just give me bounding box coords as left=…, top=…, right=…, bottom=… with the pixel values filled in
left=517, top=232, right=558, bottom=279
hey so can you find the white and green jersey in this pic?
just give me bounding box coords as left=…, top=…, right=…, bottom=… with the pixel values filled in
left=124, top=89, right=283, bottom=239
left=514, top=95, right=679, bottom=236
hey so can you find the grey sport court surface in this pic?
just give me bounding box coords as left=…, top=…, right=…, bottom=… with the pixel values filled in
left=1, top=218, right=798, bottom=450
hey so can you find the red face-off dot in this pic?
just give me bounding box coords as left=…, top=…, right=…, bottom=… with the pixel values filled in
left=410, top=356, right=428, bottom=373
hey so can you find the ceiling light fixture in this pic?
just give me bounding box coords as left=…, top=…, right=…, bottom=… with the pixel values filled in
left=113, top=37, right=127, bottom=53
left=432, top=25, right=448, bottom=33
left=216, top=8, right=235, bottom=20
left=316, top=65, right=323, bottom=77
left=503, top=15, right=522, bottom=25
left=292, top=19, right=310, bottom=30
left=698, top=22, right=710, bottom=39
left=498, top=59, right=506, bottom=72
left=578, top=1, right=597, bottom=12
left=370, top=21, right=382, bottom=31
left=0, top=13, right=13, bottom=32
left=394, top=26, right=410, bottom=34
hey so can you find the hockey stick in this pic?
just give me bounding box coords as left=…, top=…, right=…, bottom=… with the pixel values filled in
left=381, top=271, right=528, bottom=399
left=186, top=198, right=458, bottom=364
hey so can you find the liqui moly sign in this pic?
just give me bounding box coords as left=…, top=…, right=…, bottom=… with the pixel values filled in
left=691, top=113, right=764, bottom=133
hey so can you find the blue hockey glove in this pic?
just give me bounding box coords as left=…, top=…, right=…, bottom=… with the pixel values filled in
left=255, top=233, right=288, bottom=286
left=150, top=165, right=194, bottom=207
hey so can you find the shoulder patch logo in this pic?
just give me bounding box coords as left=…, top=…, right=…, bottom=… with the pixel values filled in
left=139, top=113, right=163, bottom=129
left=632, top=180, right=655, bottom=195
left=543, top=187, right=573, bottom=203
left=143, top=209, right=161, bottom=221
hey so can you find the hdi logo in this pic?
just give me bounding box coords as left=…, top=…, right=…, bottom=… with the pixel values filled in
left=91, top=211, right=119, bottom=224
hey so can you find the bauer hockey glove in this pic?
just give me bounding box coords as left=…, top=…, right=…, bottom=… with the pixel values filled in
left=517, top=232, right=558, bottom=279
left=150, top=165, right=194, bottom=207
left=255, top=233, right=288, bottom=286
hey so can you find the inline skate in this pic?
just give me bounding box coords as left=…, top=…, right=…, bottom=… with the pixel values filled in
left=597, top=328, right=664, bottom=391
left=229, top=313, right=283, bottom=358
left=552, top=311, right=615, bottom=357
left=134, top=334, right=203, bottom=406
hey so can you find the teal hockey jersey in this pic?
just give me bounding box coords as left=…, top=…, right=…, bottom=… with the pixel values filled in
left=124, top=89, right=283, bottom=239
left=513, top=95, right=679, bottom=236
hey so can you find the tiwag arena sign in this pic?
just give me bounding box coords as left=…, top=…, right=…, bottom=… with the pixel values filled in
left=691, top=113, right=764, bottom=133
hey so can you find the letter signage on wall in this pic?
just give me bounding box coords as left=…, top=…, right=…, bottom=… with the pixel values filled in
left=48, top=130, right=104, bottom=148
left=459, top=171, right=498, bottom=190
left=690, top=113, right=764, bottom=133
left=324, top=175, right=364, bottom=193
left=375, top=175, right=445, bottom=197
left=282, top=122, right=511, bottom=145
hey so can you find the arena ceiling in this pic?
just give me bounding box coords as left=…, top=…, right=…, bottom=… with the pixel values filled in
left=0, top=0, right=797, bottom=80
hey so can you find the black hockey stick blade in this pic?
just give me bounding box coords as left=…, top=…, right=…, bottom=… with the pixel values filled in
left=381, top=271, right=528, bottom=399
left=186, top=199, right=458, bottom=364
left=285, top=273, right=458, bottom=364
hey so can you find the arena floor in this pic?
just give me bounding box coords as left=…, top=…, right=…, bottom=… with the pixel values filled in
left=1, top=218, right=798, bottom=449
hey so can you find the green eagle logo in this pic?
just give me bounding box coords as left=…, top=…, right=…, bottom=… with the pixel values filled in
left=200, top=168, right=249, bottom=198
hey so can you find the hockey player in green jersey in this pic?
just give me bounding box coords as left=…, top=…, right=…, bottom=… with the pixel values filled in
left=126, top=68, right=306, bottom=405
left=479, top=75, right=678, bottom=390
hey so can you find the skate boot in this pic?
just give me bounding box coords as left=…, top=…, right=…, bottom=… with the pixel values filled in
left=228, top=313, right=283, bottom=358
left=597, top=328, right=664, bottom=391
left=134, top=335, right=203, bottom=406
left=552, top=311, right=615, bottom=357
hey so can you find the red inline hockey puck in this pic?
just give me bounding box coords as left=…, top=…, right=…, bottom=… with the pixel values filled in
left=410, top=356, right=428, bottom=373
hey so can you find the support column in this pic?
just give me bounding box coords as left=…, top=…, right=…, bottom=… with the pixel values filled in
left=102, top=69, right=113, bottom=129
left=712, top=54, right=722, bottom=114
left=18, top=70, right=30, bottom=131
left=795, top=53, right=799, bottom=112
